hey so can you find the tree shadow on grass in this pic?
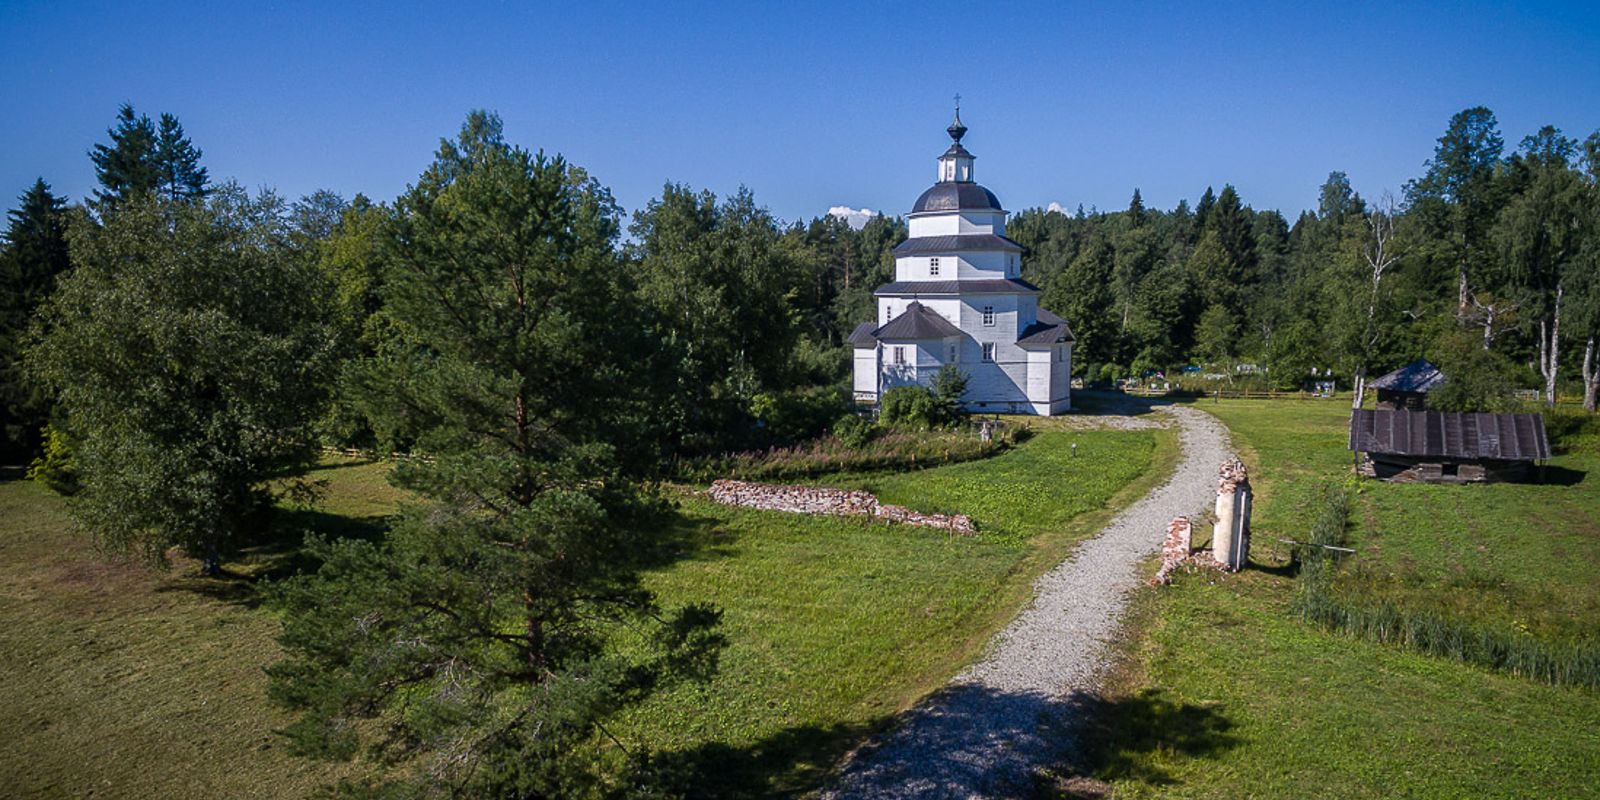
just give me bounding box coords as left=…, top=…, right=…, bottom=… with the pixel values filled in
left=652, top=717, right=886, bottom=799
left=159, top=506, right=391, bottom=608
left=1053, top=688, right=1239, bottom=796
left=649, top=684, right=1237, bottom=800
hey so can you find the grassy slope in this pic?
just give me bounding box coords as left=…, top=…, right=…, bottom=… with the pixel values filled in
left=0, top=426, right=1170, bottom=799
left=0, top=458, right=405, bottom=799
left=1090, top=400, right=1600, bottom=799
left=622, top=426, right=1168, bottom=797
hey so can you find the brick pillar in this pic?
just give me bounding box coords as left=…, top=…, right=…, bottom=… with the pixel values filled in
left=1213, top=458, right=1252, bottom=571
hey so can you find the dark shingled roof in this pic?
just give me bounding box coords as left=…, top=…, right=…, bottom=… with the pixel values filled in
left=869, top=301, right=962, bottom=341
left=892, top=233, right=1024, bottom=256
left=1348, top=409, right=1550, bottom=461
left=1017, top=308, right=1076, bottom=345
left=874, top=278, right=1040, bottom=296
left=1370, top=359, right=1445, bottom=393
left=912, top=182, right=1004, bottom=214
left=848, top=321, right=878, bottom=347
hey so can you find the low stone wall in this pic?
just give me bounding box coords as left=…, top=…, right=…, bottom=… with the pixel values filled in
left=707, top=479, right=976, bottom=535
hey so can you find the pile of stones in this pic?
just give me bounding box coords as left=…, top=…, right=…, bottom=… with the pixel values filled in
left=707, top=479, right=977, bottom=535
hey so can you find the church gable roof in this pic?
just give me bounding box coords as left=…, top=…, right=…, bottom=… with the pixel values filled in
left=1017, top=307, right=1076, bottom=345
left=848, top=321, right=879, bottom=347
left=869, top=301, right=962, bottom=341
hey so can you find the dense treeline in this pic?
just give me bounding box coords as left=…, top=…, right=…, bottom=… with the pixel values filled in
left=0, top=103, right=1597, bottom=795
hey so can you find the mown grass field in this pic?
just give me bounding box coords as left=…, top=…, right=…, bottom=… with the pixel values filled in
left=0, top=422, right=1169, bottom=799
left=1084, top=399, right=1600, bottom=799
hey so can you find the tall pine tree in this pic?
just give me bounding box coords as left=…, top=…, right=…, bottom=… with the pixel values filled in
left=268, top=112, right=722, bottom=797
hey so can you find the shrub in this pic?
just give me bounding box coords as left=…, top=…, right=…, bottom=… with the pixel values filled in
left=26, top=424, right=79, bottom=495
left=749, top=386, right=850, bottom=445
left=833, top=414, right=876, bottom=449
left=930, top=364, right=969, bottom=425
left=879, top=385, right=943, bottom=430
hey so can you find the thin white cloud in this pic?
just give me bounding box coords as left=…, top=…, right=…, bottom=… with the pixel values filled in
left=1046, top=201, right=1069, bottom=216
left=828, top=205, right=879, bottom=230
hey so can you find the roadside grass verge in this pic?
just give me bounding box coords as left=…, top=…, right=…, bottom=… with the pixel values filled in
left=1076, top=399, right=1600, bottom=798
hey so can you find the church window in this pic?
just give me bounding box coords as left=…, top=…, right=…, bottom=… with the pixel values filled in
left=929, top=257, right=940, bottom=276
left=893, top=346, right=907, bottom=365
left=885, top=305, right=893, bottom=322
left=982, top=306, right=995, bottom=326
left=948, top=344, right=957, bottom=362
left=982, top=343, right=996, bottom=362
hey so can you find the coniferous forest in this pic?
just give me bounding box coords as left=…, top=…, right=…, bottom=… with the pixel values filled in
left=1, top=103, right=1599, bottom=795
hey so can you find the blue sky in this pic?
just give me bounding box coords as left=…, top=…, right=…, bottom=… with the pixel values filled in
left=4, top=1, right=1599, bottom=225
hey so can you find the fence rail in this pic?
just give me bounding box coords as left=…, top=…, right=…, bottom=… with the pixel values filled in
left=1117, top=387, right=1340, bottom=401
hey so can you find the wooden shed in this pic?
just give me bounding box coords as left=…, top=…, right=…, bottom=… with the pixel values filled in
left=1348, top=408, right=1551, bottom=483
left=1370, top=359, right=1445, bottom=410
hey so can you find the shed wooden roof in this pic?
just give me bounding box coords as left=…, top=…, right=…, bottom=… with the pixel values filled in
left=1348, top=409, right=1550, bottom=461
left=1370, top=359, right=1445, bottom=393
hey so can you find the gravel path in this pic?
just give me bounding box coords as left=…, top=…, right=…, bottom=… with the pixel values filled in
left=822, top=403, right=1232, bottom=799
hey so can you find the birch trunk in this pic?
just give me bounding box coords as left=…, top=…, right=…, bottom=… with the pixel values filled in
left=1539, top=283, right=1563, bottom=407
left=1351, top=366, right=1367, bottom=410
left=1584, top=333, right=1597, bottom=413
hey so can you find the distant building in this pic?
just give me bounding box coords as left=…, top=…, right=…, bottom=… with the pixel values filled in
left=1370, top=359, right=1445, bottom=410
left=850, top=110, right=1074, bottom=415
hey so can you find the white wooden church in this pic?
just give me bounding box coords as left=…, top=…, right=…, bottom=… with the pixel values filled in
left=851, top=111, right=1074, bottom=415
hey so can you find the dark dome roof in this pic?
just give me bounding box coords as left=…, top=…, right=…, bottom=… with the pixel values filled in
left=912, top=181, right=1003, bottom=214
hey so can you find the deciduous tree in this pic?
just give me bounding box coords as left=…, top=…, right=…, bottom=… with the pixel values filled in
left=28, top=187, right=338, bottom=573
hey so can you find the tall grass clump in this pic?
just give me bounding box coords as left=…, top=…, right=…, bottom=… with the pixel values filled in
left=1294, top=482, right=1600, bottom=689
left=674, top=425, right=1022, bottom=483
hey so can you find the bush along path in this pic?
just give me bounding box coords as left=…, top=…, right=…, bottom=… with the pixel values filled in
left=822, top=403, right=1232, bottom=799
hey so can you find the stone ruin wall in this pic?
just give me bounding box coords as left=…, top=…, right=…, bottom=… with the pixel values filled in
left=707, top=479, right=977, bottom=535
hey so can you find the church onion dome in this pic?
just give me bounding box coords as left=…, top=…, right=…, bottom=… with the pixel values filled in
left=911, top=182, right=1004, bottom=214
left=1017, top=307, right=1076, bottom=345
left=892, top=233, right=1023, bottom=256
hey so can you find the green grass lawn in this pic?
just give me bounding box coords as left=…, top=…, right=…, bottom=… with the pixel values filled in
left=1083, top=399, right=1600, bottom=799
left=0, top=424, right=1169, bottom=799
left=0, top=458, right=404, bottom=799
left=619, top=425, right=1166, bottom=797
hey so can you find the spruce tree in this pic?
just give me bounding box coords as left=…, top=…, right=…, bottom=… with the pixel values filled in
left=267, top=112, right=722, bottom=797
left=89, top=104, right=160, bottom=208
left=0, top=179, right=71, bottom=453
left=154, top=113, right=209, bottom=202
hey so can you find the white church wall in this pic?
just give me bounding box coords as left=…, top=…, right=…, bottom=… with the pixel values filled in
left=890, top=252, right=1016, bottom=281
left=906, top=210, right=1004, bottom=238
left=1025, top=349, right=1053, bottom=402
left=875, top=297, right=962, bottom=326
left=852, top=348, right=878, bottom=397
